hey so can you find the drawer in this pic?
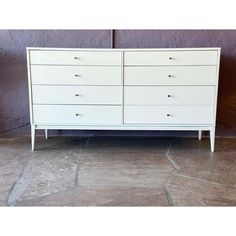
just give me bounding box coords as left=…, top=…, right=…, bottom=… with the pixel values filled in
left=124, top=51, right=218, bottom=65
left=33, top=105, right=122, bottom=125
left=32, top=86, right=122, bottom=105
left=30, top=50, right=121, bottom=65
left=124, top=66, right=216, bottom=85
left=124, top=106, right=214, bottom=124
left=124, top=86, right=215, bottom=105
left=30, top=66, right=121, bottom=85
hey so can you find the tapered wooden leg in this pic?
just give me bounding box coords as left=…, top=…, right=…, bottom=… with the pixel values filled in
left=45, top=129, right=48, bottom=139
left=31, top=125, right=36, bottom=151
left=198, top=130, right=202, bottom=140
left=210, top=127, right=215, bottom=152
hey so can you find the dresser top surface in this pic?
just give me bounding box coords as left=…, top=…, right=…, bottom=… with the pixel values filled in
left=26, top=47, right=221, bottom=51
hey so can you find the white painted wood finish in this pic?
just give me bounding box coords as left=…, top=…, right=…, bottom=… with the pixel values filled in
left=31, top=66, right=122, bottom=85
left=45, top=129, right=48, bottom=139
left=124, top=86, right=215, bottom=105
left=32, top=86, right=122, bottom=105
left=210, top=128, right=215, bottom=152
left=27, top=47, right=220, bottom=151
left=124, top=51, right=218, bottom=65
left=124, top=106, right=214, bottom=124
left=198, top=130, right=202, bottom=140
left=31, top=125, right=35, bottom=151
left=124, top=66, right=217, bottom=85
left=30, top=50, right=122, bottom=65
left=33, top=105, right=122, bottom=125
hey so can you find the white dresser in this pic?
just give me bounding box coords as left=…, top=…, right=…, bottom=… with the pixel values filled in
left=27, top=47, right=221, bottom=151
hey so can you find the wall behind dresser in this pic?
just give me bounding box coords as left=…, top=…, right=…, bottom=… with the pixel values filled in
left=0, top=30, right=236, bottom=136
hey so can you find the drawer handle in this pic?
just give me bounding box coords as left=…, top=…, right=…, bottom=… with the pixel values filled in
left=75, top=94, right=80, bottom=97
left=74, top=74, right=80, bottom=77
left=169, top=57, right=174, bottom=60
left=167, top=95, right=171, bottom=98
left=167, top=114, right=172, bottom=117
left=168, top=75, right=174, bottom=78
left=74, top=56, right=80, bottom=60
left=75, top=113, right=81, bottom=117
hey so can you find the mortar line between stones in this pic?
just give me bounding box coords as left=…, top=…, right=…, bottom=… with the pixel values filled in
left=163, top=168, right=177, bottom=207
left=163, top=187, right=173, bottom=206
left=175, top=173, right=236, bottom=187
left=6, top=163, right=28, bottom=206
left=15, top=186, right=76, bottom=206
left=74, top=136, right=91, bottom=187
left=163, top=139, right=178, bottom=207
left=165, top=141, right=180, bottom=170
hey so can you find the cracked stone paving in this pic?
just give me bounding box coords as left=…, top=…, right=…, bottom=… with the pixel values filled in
left=0, top=136, right=235, bottom=206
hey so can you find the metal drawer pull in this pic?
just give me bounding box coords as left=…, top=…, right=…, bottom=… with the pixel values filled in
left=169, top=57, right=175, bottom=60
left=74, top=56, right=80, bottom=59
left=168, top=74, right=173, bottom=78
left=75, top=94, right=80, bottom=97
left=75, top=113, right=81, bottom=117
left=167, top=95, right=171, bottom=97
left=74, top=74, right=80, bottom=77
left=167, top=114, right=172, bottom=117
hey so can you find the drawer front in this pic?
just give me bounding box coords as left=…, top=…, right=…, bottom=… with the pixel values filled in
left=31, top=66, right=122, bottom=85
left=124, top=66, right=216, bottom=85
left=124, top=86, right=215, bottom=106
left=30, top=50, right=121, bottom=65
left=124, top=51, right=218, bottom=65
left=33, top=105, right=122, bottom=125
left=32, top=86, right=122, bottom=105
left=124, top=106, right=214, bottom=124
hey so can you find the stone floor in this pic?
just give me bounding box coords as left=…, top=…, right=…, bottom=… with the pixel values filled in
left=0, top=136, right=235, bottom=206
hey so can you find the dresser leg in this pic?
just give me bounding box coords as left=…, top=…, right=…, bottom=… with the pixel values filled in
left=210, top=128, right=215, bottom=152
left=198, top=130, right=202, bottom=140
left=31, top=125, right=36, bottom=151
left=45, top=129, right=48, bottom=139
